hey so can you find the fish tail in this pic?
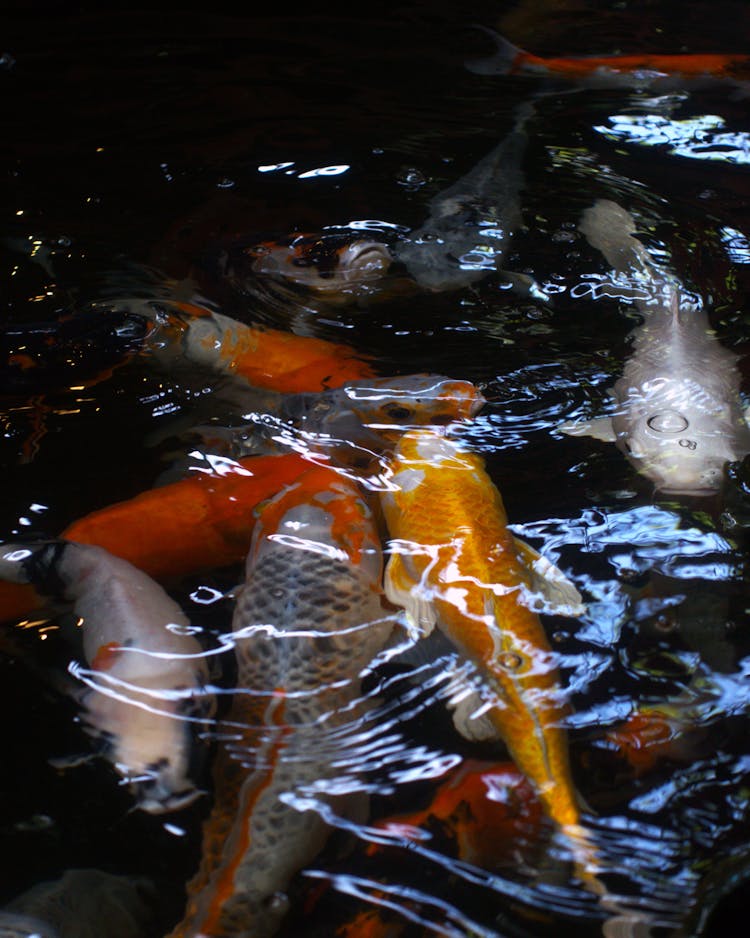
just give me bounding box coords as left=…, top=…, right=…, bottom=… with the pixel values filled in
left=0, top=540, right=68, bottom=597
left=465, top=26, right=535, bottom=76
left=579, top=199, right=653, bottom=275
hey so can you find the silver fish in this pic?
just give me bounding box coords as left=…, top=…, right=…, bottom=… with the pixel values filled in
left=169, top=467, right=396, bottom=938
left=0, top=540, right=213, bottom=813
left=393, top=101, right=536, bottom=293
left=562, top=198, right=750, bottom=494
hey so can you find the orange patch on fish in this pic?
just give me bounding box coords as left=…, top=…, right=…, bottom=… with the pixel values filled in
left=0, top=453, right=311, bottom=624
left=90, top=641, right=123, bottom=672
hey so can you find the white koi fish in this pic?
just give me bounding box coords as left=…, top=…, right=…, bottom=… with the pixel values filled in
left=0, top=540, right=213, bottom=813
left=562, top=198, right=750, bottom=494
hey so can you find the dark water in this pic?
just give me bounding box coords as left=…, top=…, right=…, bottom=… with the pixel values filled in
left=2, top=2, right=750, bottom=936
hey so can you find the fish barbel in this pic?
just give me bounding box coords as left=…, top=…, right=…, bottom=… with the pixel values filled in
left=378, top=428, right=580, bottom=831
left=169, top=465, right=396, bottom=937
left=0, top=540, right=212, bottom=813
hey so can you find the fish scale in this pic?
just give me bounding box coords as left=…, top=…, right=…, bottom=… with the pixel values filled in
left=169, top=468, right=395, bottom=938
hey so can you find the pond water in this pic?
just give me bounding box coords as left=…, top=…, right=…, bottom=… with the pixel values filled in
left=2, top=3, right=750, bottom=936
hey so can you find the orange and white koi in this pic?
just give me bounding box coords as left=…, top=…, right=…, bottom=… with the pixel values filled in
left=467, top=27, right=750, bottom=95
left=146, top=299, right=377, bottom=393
left=169, top=466, right=396, bottom=937
left=234, top=231, right=392, bottom=297
left=0, top=540, right=213, bottom=813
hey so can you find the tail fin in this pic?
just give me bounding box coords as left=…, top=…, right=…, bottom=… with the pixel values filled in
left=465, top=25, right=525, bottom=75
left=579, top=199, right=653, bottom=276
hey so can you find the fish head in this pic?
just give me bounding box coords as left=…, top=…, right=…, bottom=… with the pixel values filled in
left=611, top=377, right=750, bottom=493
left=339, top=374, right=485, bottom=438
left=80, top=667, right=213, bottom=814
left=246, top=232, right=391, bottom=294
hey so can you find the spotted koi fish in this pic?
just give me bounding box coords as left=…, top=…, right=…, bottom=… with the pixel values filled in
left=233, top=231, right=393, bottom=297
left=467, top=27, right=750, bottom=96
left=169, top=466, right=396, bottom=937
left=0, top=540, right=213, bottom=813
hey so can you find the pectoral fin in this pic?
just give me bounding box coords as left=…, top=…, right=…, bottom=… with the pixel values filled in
left=512, top=538, right=586, bottom=617
left=559, top=416, right=616, bottom=442
left=449, top=688, right=502, bottom=742
left=383, top=553, right=437, bottom=640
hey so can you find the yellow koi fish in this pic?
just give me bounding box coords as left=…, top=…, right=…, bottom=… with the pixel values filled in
left=169, top=465, right=396, bottom=937
left=379, top=428, right=581, bottom=831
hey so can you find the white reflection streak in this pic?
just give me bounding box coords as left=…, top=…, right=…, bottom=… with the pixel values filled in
left=594, top=113, right=750, bottom=164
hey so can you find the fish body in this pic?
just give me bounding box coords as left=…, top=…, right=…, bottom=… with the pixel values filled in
left=206, top=373, right=486, bottom=469
left=467, top=28, right=750, bottom=96
left=378, top=429, right=580, bottom=831
left=393, top=102, right=533, bottom=292
left=0, top=452, right=312, bottom=625
left=0, top=540, right=212, bottom=812
left=146, top=299, right=376, bottom=392
left=228, top=231, right=393, bottom=298
left=564, top=199, right=750, bottom=494
left=170, top=466, right=395, bottom=937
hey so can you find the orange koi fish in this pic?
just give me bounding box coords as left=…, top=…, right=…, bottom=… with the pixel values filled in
left=147, top=300, right=376, bottom=392
left=379, top=429, right=582, bottom=833
left=169, top=466, right=396, bottom=937
left=467, top=27, right=750, bottom=94
left=0, top=540, right=213, bottom=813
left=0, top=452, right=312, bottom=624
left=369, top=758, right=541, bottom=867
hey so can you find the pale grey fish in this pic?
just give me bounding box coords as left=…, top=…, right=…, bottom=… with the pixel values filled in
left=562, top=198, right=750, bottom=494
left=0, top=540, right=213, bottom=813
left=189, top=373, right=485, bottom=469
left=2, top=869, right=157, bottom=938
left=393, top=101, right=536, bottom=293
left=169, top=469, right=396, bottom=938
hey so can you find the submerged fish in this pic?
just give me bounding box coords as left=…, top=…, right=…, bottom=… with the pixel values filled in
left=467, top=27, right=750, bottom=97
left=562, top=199, right=750, bottom=494
left=392, top=101, right=535, bottom=293
left=378, top=428, right=583, bottom=833
left=226, top=231, right=393, bottom=299
left=215, top=373, right=486, bottom=466
left=170, top=466, right=396, bottom=937
left=0, top=869, right=157, bottom=938
left=0, top=540, right=213, bottom=813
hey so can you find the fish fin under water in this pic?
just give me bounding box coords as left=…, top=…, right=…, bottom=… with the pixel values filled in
left=559, top=415, right=617, bottom=443
left=512, top=537, right=586, bottom=616
left=383, top=552, right=438, bottom=640
left=464, top=26, right=529, bottom=76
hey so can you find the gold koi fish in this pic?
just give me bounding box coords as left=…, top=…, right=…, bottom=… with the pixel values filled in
left=378, top=428, right=582, bottom=831
left=169, top=465, right=396, bottom=938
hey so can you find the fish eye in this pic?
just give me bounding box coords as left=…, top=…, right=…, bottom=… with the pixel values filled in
left=382, top=403, right=414, bottom=421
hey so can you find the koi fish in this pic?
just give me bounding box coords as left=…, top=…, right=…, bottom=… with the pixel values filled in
left=146, top=299, right=376, bottom=393
left=0, top=869, right=157, bottom=938
left=169, top=466, right=396, bottom=937
left=378, top=428, right=582, bottom=831
left=392, top=101, right=535, bottom=294
left=226, top=231, right=393, bottom=298
left=213, top=373, right=486, bottom=466
left=368, top=758, right=541, bottom=868
left=466, top=27, right=750, bottom=96
left=0, top=452, right=312, bottom=624
left=0, top=540, right=213, bottom=813
left=562, top=199, right=750, bottom=494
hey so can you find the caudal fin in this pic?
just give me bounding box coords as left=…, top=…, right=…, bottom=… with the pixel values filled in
left=465, top=25, right=526, bottom=75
